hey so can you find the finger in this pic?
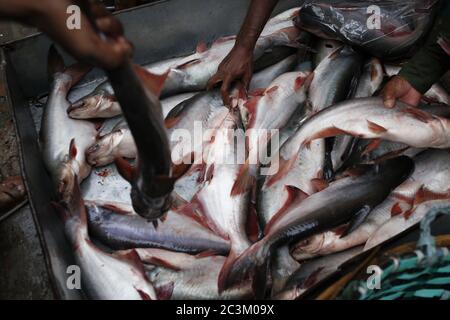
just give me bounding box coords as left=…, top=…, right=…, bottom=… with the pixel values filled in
left=382, top=81, right=398, bottom=108
left=242, top=69, right=253, bottom=91
left=220, top=77, right=232, bottom=106
left=207, top=73, right=222, bottom=91
left=96, top=15, right=124, bottom=38
left=400, top=90, right=422, bottom=107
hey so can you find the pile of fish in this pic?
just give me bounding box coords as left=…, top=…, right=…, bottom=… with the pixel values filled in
left=39, top=7, right=450, bottom=300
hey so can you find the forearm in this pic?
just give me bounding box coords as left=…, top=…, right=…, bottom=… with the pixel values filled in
left=399, top=12, right=450, bottom=93
left=235, top=0, right=279, bottom=50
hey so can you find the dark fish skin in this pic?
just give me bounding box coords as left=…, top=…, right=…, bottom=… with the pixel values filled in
left=86, top=204, right=230, bottom=255
left=220, top=156, right=414, bottom=294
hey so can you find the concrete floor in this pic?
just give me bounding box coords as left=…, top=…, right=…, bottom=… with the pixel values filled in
left=0, top=21, right=54, bottom=300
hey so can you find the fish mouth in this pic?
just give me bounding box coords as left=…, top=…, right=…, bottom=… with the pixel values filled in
left=68, top=93, right=113, bottom=119
left=130, top=187, right=172, bottom=220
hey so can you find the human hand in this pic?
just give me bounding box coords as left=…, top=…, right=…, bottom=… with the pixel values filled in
left=207, top=45, right=254, bottom=106
left=0, top=0, right=132, bottom=70
left=382, top=76, right=422, bottom=108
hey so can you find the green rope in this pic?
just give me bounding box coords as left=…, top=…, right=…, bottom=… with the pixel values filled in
left=338, top=205, right=450, bottom=300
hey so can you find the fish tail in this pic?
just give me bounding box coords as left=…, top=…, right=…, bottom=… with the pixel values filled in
left=231, top=161, right=256, bottom=196
left=218, top=240, right=270, bottom=297
left=47, top=45, right=92, bottom=87
left=134, top=65, right=169, bottom=98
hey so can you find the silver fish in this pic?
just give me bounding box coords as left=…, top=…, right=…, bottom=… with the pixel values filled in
left=86, top=202, right=230, bottom=254
left=232, top=71, right=312, bottom=196
left=40, top=46, right=97, bottom=201
left=293, top=149, right=450, bottom=260
left=54, top=179, right=156, bottom=300
left=220, top=157, right=414, bottom=294
left=165, top=90, right=230, bottom=165
left=267, top=97, right=450, bottom=187
left=276, top=246, right=363, bottom=300
left=138, top=249, right=252, bottom=300
left=186, top=110, right=253, bottom=292
left=249, top=54, right=298, bottom=91
left=354, top=58, right=384, bottom=99
left=308, top=46, right=362, bottom=179
left=365, top=198, right=450, bottom=251
left=308, top=46, right=362, bottom=113
left=312, top=38, right=344, bottom=68
left=331, top=57, right=384, bottom=172
left=70, top=9, right=302, bottom=115
left=69, top=83, right=197, bottom=120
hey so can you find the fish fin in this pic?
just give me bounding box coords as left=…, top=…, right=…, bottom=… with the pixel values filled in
left=249, top=88, right=266, bottom=96
left=176, top=196, right=227, bottom=238
left=230, top=162, right=255, bottom=196
left=294, top=72, right=314, bottom=91
left=246, top=203, right=260, bottom=243
left=142, top=256, right=181, bottom=271
left=211, top=35, right=236, bottom=47
left=114, top=157, right=136, bottom=183
left=69, top=139, right=77, bottom=159
left=362, top=139, right=382, bottom=156
left=406, top=187, right=450, bottom=219
left=266, top=85, right=279, bottom=95
left=391, top=202, right=404, bottom=217
left=328, top=46, right=344, bottom=60
left=303, top=127, right=355, bottom=146
left=155, top=282, right=174, bottom=300
left=195, top=250, right=218, bottom=259
left=264, top=186, right=309, bottom=235
left=171, top=193, right=189, bottom=210
left=333, top=223, right=350, bottom=237
left=175, top=58, right=202, bottom=70
left=310, top=178, right=329, bottom=193
left=367, top=120, right=387, bottom=134
left=100, top=204, right=132, bottom=216
left=115, top=249, right=147, bottom=272
left=340, top=205, right=372, bottom=238
left=136, top=288, right=153, bottom=300
left=403, top=107, right=434, bottom=123
left=265, top=155, right=297, bottom=188
left=196, top=41, right=208, bottom=53
left=244, top=95, right=263, bottom=128
left=218, top=241, right=268, bottom=294
left=134, top=65, right=169, bottom=98
left=164, top=115, right=181, bottom=129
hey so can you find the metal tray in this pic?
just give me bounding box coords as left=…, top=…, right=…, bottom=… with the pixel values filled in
left=1, top=0, right=299, bottom=299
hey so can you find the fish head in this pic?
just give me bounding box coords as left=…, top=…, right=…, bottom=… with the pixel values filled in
left=291, top=234, right=325, bottom=260
left=68, top=91, right=118, bottom=119
left=86, top=129, right=125, bottom=167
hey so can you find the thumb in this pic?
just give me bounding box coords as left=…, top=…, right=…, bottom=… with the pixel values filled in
left=382, top=80, right=400, bottom=108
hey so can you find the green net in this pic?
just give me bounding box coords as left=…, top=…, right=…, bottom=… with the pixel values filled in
left=339, top=206, right=450, bottom=300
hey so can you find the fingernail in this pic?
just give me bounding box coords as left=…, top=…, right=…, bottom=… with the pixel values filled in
left=384, top=99, right=395, bottom=108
